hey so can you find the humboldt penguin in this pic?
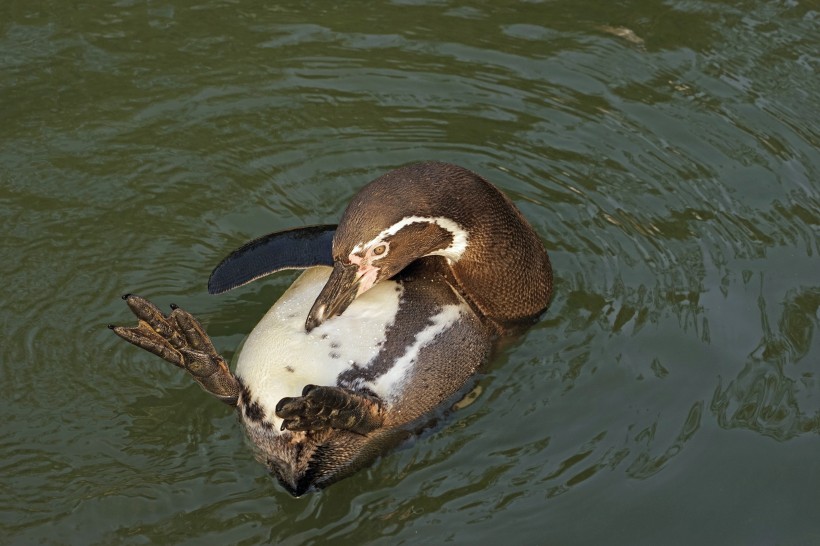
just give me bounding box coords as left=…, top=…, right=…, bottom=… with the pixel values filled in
left=111, top=161, right=552, bottom=496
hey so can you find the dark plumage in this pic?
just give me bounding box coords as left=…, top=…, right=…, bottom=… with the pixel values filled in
left=112, top=161, right=553, bottom=495
left=329, top=162, right=553, bottom=329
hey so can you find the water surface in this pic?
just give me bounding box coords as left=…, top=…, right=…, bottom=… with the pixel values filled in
left=1, top=0, right=818, bottom=544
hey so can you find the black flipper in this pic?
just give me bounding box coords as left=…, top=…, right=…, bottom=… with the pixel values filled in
left=207, top=225, right=336, bottom=294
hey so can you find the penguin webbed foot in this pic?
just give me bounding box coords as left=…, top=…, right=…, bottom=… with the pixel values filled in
left=110, top=295, right=240, bottom=406
left=275, top=385, right=384, bottom=435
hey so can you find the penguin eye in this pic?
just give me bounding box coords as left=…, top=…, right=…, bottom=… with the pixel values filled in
left=372, top=244, right=387, bottom=256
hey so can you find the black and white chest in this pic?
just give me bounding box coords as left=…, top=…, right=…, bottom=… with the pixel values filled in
left=235, top=264, right=487, bottom=432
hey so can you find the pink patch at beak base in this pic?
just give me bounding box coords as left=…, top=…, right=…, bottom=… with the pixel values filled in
left=348, top=252, right=380, bottom=297
left=355, top=264, right=379, bottom=296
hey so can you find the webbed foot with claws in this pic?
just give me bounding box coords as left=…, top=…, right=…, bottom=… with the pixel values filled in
left=276, top=384, right=384, bottom=435
left=110, top=294, right=240, bottom=406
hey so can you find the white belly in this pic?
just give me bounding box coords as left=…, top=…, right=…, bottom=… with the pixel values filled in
left=234, top=266, right=402, bottom=430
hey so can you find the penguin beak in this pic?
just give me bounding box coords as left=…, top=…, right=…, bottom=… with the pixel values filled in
left=305, top=261, right=361, bottom=332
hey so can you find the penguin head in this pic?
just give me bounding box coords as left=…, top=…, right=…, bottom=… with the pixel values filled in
left=303, top=160, right=552, bottom=332
left=305, top=163, right=472, bottom=331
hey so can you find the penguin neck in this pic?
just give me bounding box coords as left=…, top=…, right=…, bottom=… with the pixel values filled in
left=446, top=211, right=553, bottom=330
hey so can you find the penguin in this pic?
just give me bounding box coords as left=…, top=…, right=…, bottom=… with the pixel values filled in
left=111, top=161, right=552, bottom=496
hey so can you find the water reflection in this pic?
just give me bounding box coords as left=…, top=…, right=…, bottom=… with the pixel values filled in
left=626, top=400, right=703, bottom=479
left=2, top=0, right=819, bottom=543
left=712, top=285, right=820, bottom=441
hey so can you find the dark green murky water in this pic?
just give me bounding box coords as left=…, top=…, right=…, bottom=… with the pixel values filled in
left=2, top=1, right=818, bottom=544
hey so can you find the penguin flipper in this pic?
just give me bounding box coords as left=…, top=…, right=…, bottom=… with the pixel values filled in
left=207, top=225, right=336, bottom=294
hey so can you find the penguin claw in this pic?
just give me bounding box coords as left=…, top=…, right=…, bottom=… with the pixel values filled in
left=112, top=294, right=240, bottom=406
left=275, top=386, right=384, bottom=435
left=301, top=384, right=317, bottom=396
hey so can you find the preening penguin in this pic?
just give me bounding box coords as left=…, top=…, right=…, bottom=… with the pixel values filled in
left=112, top=162, right=552, bottom=496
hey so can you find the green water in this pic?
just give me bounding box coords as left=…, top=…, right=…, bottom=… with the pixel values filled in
left=2, top=0, right=818, bottom=544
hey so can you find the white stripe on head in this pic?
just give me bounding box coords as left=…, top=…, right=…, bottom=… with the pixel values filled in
left=355, top=216, right=469, bottom=262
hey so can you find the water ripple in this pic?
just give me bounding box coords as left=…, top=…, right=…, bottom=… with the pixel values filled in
left=2, top=0, right=819, bottom=543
